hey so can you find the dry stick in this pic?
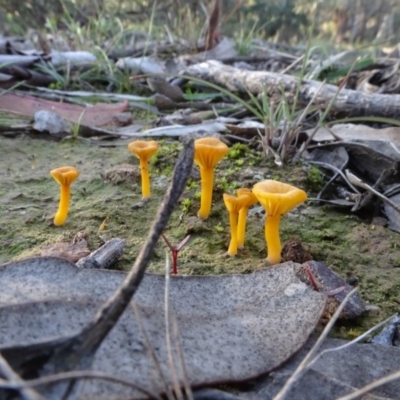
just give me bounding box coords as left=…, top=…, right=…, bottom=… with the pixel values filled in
left=273, top=287, right=359, bottom=400
left=76, top=238, right=125, bottom=269
left=336, top=370, right=400, bottom=400
left=0, top=139, right=195, bottom=398
left=316, top=157, right=348, bottom=201
left=307, top=161, right=361, bottom=195
left=71, top=139, right=194, bottom=359
left=345, top=170, right=400, bottom=214
left=306, top=314, right=397, bottom=371
left=172, top=314, right=194, bottom=400
left=164, top=254, right=184, bottom=400
left=0, top=353, right=43, bottom=400
left=280, top=54, right=305, bottom=75
left=0, top=370, right=154, bottom=396
left=131, top=303, right=169, bottom=400
left=353, top=167, right=395, bottom=212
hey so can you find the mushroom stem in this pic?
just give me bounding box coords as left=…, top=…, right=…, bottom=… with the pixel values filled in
left=54, top=184, right=71, bottom=226
left=198, top=166, right=214, bottom=220
left=237, top=207, right=248, bottom=249
left=265, top=214, right=282, bottom=265
left=227, top=210, right=239, bottom=256
left=139, top=159, right=151, bottom=199
left=128, top=140, right=158, bottom=199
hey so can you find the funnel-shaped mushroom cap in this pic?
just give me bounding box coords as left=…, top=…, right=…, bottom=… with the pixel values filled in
left=237, top=188, right=258, bottom=208
left=128, top=140, right=159, bottom=161
left=223, top=193, right=249, bottom=213
left=252, top=180, right=307, bottom=216
left=51, top=166, right=79, bottom=185
left=194, top=137, right=229, bottom=169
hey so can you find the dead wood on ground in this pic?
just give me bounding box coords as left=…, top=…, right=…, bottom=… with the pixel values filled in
left=183, top=60, right=400, bottom=119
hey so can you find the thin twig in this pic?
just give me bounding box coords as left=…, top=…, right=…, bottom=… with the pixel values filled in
left=273, top=287, right=359, bottom=400
left=172, top=313, right=194, bottom=400
left=280, top=54, right=305, bottom=75
left=307, top=161, right=361, bottom=194
left=0, top=353, right=44, bottom=400
left=164, top=253, right=184, bottom=400
left=346, top=170, right=400, bottom=214
left=316, top=155, right=348, bottom=201
left=131, top=302, right=171, bottom=400
left=0, top=370, right=155, bottom=397
left=306, top=314, right=397, bottom=372
left=336, top=370, right=400, bottom=400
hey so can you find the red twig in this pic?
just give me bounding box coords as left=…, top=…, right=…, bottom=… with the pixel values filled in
left=306, top=264, right=320, bottom=292
left=161, top=234, right=191, bottom=275
left=306, top=264, right=346, bottom=297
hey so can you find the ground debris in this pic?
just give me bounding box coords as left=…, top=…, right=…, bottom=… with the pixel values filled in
left=40, top=239, right=90, bottom=263
left=100, top=163, right=140, bottom=185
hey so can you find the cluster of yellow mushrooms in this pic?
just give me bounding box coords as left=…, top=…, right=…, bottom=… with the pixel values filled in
left=50, top=137, right=307, bottom=266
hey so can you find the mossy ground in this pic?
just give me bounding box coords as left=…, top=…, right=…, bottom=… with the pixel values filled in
left=1, top=135, right=400, bottom=338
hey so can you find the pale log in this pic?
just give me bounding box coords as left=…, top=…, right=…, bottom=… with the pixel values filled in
left=183, top=60, right=400, bottom=119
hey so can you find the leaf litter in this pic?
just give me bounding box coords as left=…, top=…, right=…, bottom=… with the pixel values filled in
left=2, top=12, right=400, bottom=398
left=1, top=131, right=400, bottom=397
left=0, top=256, right=325, bottom=399
left=1, top=133, right=400, bottom=321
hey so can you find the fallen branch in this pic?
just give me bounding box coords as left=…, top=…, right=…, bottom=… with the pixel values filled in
left=183, top=60, right=400, bottom=119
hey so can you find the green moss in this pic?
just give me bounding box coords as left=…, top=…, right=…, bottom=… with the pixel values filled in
left=186, top=179, right=198, bottom=190
left=306, top=166, right=325, bottom=191
left=227, top=143, right=248, bottom=159
left=181, top=198, right=192, bottom=214
left=214, top=224, right=224, bottom=233
left=193, top=191, right=202, bottom=200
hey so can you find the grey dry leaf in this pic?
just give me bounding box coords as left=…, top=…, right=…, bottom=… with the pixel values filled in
left=0, top=257, right=326, bottom=399
left=147, top=77, right=185, bottom=103
left=304, top=124, right=400, bottom=148
left=249, top=337, right=400, bottom=400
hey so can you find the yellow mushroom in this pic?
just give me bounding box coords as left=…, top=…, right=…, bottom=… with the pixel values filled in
left=50, top=166, right=80, bottom=226
left=128, top=140, right=159, bottom=199
left=236, top=188, right=258, bottom=249
left=252, top=180, right=307, bottom=265
left=194, top=137, right=229, bottom=219
left=223, top=193, right=249, bottom=256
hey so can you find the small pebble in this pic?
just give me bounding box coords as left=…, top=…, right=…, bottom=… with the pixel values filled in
left=346, top=277, right=359, bottom=286
left=252, top=173, right=264, bottom=181
left=132, top=200, right=146, bottom=209
left=364, top=304, right=381, bottom=316
left=248, top=206, right=265, bottom=217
